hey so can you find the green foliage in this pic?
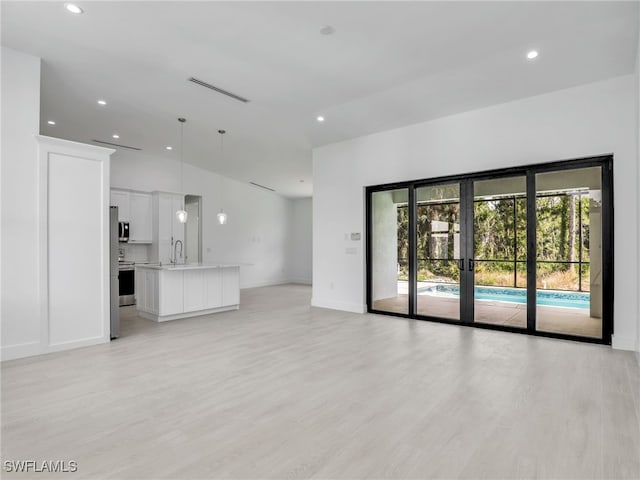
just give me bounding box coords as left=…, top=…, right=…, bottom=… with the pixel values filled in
left=536, top=194, right=590, bottom=263
left=395, top=192, right=593, bottom=291
left=473, top=198, right=527, bottom=261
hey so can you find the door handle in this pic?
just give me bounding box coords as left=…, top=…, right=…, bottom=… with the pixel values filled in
left=458, top=259, right=464, bottom=271
left=468, top=259, right=474, bottom=271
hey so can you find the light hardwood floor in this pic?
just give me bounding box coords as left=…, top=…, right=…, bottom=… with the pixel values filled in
left=2, top=284, right=639, bottom=479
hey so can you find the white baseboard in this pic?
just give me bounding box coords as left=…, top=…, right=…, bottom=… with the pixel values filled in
left=1, top=341, right=41, bottom=362
left=240, top=279, right=312, bottom=289
left=311, top=297, right=366, bottom=314
left=46, top=335, right=110, bottom=353
left=240, top=279, right=290, bottom=289
left=2, top=336, right=110, bottom=362
left=611, top=334, right=637, bottom=351
left=138, top=305, right=239, bottom=322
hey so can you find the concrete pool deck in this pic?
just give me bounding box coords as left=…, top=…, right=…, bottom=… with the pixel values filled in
left=373, top=282, right=601, bottom=339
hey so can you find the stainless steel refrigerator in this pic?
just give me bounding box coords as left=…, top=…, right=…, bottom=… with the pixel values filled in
left=110, top=206, right=120, bottom=339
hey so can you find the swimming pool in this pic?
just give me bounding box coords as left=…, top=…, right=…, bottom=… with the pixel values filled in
left=418, top=284, right=590, bottom=309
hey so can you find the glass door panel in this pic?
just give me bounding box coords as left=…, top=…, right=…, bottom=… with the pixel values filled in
left=535, top=167, right=602, bottom=339
left=371, top=188, right=409, bottom=315
left=367, top=157, right=610, bottom=344
left=415, top=183, right=461, bottom=320
left=473, top=176, right=527, bottom=328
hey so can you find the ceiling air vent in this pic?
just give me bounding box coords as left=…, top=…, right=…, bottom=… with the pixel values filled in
left=188, top=77, right=250, bottom=103
left=92, top=139, right=142, bottom=151
left=250, top=181, right=276, bottom=192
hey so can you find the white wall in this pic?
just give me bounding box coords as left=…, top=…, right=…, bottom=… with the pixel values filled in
left=111, top=150, right=296, bottom=289
left=288, top=197, right=313, bottom=284
left=636, top=17, right=640, bottom=361
left=1, top=48, right=113, bottom=361
left=1, top=47, right=41, bottom=358
left=313, top=75, right=638, bottom=350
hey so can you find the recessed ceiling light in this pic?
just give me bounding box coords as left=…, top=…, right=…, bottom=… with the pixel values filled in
left=316, top=116, right=325, bottom=122
left=65, top=3, right=83, bottom=14
left=320, top=25, right=335, bottom=35
left=166, top=146, right=173, bottom=151
left=47, top=120, right=56, bottom=125
left=97, top=100, right=107, bottom=105
left=112, top=134, right=120, bottom=139
left=527, top=50, right=539, bottom=60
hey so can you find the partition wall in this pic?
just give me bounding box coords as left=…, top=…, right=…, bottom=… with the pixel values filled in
left=366, top=156, right=613, bottom=344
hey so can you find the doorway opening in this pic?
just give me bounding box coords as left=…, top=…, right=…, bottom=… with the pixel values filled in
left=184, top=194, right=202, bottom=264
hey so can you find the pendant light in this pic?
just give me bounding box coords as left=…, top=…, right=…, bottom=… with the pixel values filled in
left=217, top=129, right=228, bottom=225
left=176, top=117, right=188, bottom=223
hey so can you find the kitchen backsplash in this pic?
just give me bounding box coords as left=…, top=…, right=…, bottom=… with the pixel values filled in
left=121, top=243, right=150, bottom=262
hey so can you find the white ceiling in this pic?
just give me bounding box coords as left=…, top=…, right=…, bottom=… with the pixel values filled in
left=2, top=1, right=638, bottom=198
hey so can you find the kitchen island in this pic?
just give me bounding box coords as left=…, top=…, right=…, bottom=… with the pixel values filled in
left=135, top=264, right=240, bottom=321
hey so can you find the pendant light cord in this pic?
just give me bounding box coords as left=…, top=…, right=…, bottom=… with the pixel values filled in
left=218, top=129, right=225, bottom=164
left=180, top=120, right=184, bottom=192
left=217, top=129, right=227, bottom=223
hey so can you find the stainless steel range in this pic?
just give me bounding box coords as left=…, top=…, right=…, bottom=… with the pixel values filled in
left=118, top=261, right=135, bottom=306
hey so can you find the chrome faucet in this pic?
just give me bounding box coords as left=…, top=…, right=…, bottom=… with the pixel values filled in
left=173, top=240, right=183, bottom=264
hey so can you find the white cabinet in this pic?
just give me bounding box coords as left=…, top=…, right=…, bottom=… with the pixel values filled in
left=222, top=267, right=240, bottom=306
left=156, top=193, right=172, bottom=263
left=110, top=190, right=130, bottom=221
left=183, top=268, right=232, bottom=312
left=184, top=269, right=205, bottom=312
left=110, top=189, right=152, bottom=243
left=136, top=265, right=240, bottom=322
left=129, top=193, right=152, bottom=243
left=151, top=192, right=185, bottom=263
left=136, top=268, right=158, bottom=314
left=159, top=270, right=184, bottom=315
left=205, top=268, right=222, bottom=308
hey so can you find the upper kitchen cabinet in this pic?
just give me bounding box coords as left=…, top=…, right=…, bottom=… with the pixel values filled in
left=150, top=192, right=185, bottom=264
left=110, top=190, right=130, bottom=222
left=129, top=193, right=152, bottom=243
left=110, top=189, right=152, bottom=243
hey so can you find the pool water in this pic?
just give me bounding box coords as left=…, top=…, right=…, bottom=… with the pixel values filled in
left=418, top=284, right=590, bottom=309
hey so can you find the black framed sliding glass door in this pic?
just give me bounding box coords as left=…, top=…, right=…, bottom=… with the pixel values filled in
left=534, top=166, right=604, bottom=339
left=472, top=175, right=528, bottom=329
left=366, top=155, right=613, bottom=344
left=415, top=183, right=463, bottom=321
left=370, top=187, right=410, bottom=315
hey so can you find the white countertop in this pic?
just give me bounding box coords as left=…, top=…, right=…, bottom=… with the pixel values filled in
left=136, top=263, right=240, bottom=271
